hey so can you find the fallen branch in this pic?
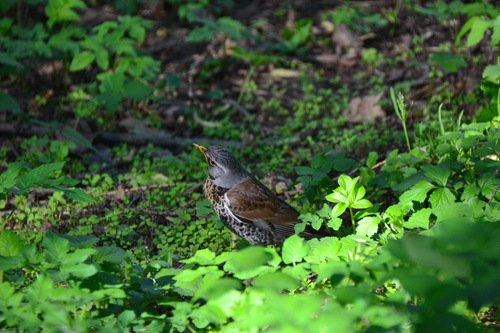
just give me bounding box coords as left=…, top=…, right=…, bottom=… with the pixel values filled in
left=94, top=131, right=239, bottom=148
left=0, top=122, right=240, bottom=148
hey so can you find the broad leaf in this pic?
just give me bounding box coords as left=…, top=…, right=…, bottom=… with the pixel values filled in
left=404, top=208, right=432, bottom=229
left=0, top=230, right=24, bottom=256
left=0, top=92, right=21, bottom=113
left=399, top=180, right=434, bottom=205
left=62, top=127, right=97, bottom=152
left=429, top=188, right=456, bottom=210
left=282, top=235, right=309, bottom=264
left=356, top=216, right=381, bottom=237
left=60, top=263, right=98, bottom=278
left=43, top=232, right=70, bottom=263
left=466, top=17, right=491, bottom=47
left=70, top=51, right=95, bottom=71
left=422, top=165, right=451, bottom=186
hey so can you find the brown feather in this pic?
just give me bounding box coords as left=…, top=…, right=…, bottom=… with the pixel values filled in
left=225, top=177, right=299, bottom=225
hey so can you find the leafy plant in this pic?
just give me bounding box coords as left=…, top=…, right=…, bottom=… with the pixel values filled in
left=0, top=161, right=94, bottom=203
left=456, top=12, right=500, bottom=120
left=325, top=175, right=379, bottom=235
left=295, top=151, right=357, bottom=204
left=45, top=0, right=86, bottom=28
left=321, top=5, right=387, bottom=33
left=279, top=18, right=313, bottom=54
left=186, top=17, right=246, bottom=43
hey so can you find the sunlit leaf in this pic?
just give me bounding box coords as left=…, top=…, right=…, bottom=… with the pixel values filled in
left=282, top=235, right=309, bottom=264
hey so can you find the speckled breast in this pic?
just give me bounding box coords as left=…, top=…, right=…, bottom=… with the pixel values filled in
left=203, top=177, right=274, bottom=245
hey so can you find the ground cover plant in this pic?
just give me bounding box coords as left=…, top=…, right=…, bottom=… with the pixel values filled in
left=0, top=0, right=499, bottom=332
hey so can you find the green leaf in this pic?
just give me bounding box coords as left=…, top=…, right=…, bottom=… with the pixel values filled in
left=282, top=235, right=309, bottom=264
left=461, top=184, right=480, bottom=202
left=194, top=277, right=241, bottom=301
left=478, top=175, right=500, bottom=198
left=351, top=199, right=372, bottom=209
left=327, top=217, right=343, bottom=231
left=325, top=190, right=347, bottom=204
left=399, top=180, right=434, bottom=205
left=0, top=255, right=25, bottom=270
left=253, top=272, right=299, bottom=291
left=15, top=162, right=65, bottom=193
left=182, top=248, right=216, bottom=265
left=70, top=51, right=95, bottom=71
left=305, top=237, right=342, bottom=263
left=299, top=213, right=322, bottom=230
left=60, top=188, right=95, bottom=204
left=123, top=80, right=153, bottom=101
left=366, top=151, right=378, bottom=168
left=45, top=0, right=86, bottom=27
left=43, top=232, right=70, bottom=263
left=94, top=47, right=109, bottom=70
left=60, top=263, right=97, bottom=278
left=429, top=188, right=456, bottom=210
left=186, top=26, right=213, bottom=43
left=404, top=208, right=432, bottom=229
left=483, top=64, right=500, bottom=84
left=338, top=175, right=357, bottom=193
left=354, top=186, right=366, bottom=201
left=491, top=15, right=500, bottom=45
left=0, top=162, right=22, bottom=193
left=0, top=52, right=23, bottom=69
left=27, top=274, right=54, bottom=303
left=456, top=17, right=477, bottom=46
left=216, top=17, right=246, bottom=40
left=0, top=230, right=24, bottom=256
left=0, top=92, right=21, bottom=113
left=223, top=247, right=275, bottom=277
left=331, top=203, right=347, bottom=217
left=422, top=165, right=451, bottom=186
left=129, top=23, right=146, bottom=42
left=61, top=248, right=96, bottom=265
left=62, top=127, right=97, bottom=152
left=94, top=246, right=127, bottom=264
left=466, top=17, right=491, bottom=47
left=430, top=52, right=467, bottom=73
left=356, top=216, right=381, bottom=237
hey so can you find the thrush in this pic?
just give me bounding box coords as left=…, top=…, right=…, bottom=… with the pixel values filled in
left=194, top=144, right=326, bottom=245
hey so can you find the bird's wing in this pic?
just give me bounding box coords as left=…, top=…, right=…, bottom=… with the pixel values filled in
left=224, top=177, right=329, bottom=241
left=224, top=177, right=299, bottom=226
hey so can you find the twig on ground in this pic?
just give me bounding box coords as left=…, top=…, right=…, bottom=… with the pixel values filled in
left=0, top=122, right=240, bottom=148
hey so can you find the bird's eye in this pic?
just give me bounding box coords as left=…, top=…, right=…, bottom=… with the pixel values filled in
left=207, top=158, right=216, bottom=167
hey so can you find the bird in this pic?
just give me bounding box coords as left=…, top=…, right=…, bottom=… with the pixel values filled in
left=194, top=144, right=326, bottom=245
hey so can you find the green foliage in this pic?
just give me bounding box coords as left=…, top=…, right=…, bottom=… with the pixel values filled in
left=187, top=17, right=246, bottom=43
left=1, top=1, right=499, bottom=331
left=326, top=175, right=375, bottom=233
left=430, top=52, right=467, bottom=73
left=45, top=0, right=86, bottom=28
left=280, top=18, right=313, bottom=54
left=321, top=5, right=388, bottom=33
left=295, top=151, right=357, bottom=204
left=66, top=15, right=158, bottom=113
left=0, top=161, right=94, bottom=203
left=456, top=12, right=500, bottom=120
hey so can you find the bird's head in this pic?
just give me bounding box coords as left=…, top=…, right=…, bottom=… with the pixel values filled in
left=194, top=144, right=248, bottom=187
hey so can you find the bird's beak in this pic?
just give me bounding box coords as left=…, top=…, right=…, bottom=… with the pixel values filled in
left=193, top=143, right=208, bottom=156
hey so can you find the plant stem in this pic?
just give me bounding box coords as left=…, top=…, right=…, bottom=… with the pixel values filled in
left=438, top=103, right=445, bottom=135
left=349, top=207, right=355, bottom=234
left=237, top=66, right=255, bottom=103
left=401, top=119, right=411, bottom=152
